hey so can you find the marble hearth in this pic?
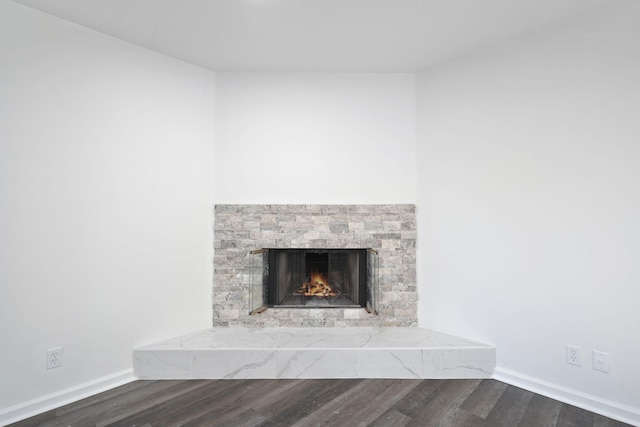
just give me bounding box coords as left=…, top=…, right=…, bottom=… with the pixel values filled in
left=133, top=327, right=495, bottom=379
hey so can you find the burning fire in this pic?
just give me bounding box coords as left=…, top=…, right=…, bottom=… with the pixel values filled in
left=294, top=271, right=340, bottom=297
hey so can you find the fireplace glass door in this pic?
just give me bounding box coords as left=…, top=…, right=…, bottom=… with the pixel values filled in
left=249, top=248, right=378, bottom=314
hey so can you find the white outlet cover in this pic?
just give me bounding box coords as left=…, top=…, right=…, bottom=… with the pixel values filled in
left=567, top=344, right=582, bottom=366
left=593, top=350, right=610, bottom=373
left=46, top=347, right=63, bottom=369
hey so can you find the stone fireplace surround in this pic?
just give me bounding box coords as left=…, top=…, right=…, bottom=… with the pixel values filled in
left=213, top=204, right=417, bottom=327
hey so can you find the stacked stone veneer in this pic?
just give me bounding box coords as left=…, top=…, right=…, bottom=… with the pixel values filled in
left=213, top=204, right=417, bottom=327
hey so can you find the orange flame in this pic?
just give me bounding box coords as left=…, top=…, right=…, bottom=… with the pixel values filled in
left=294, top=271, right=339, bottom=297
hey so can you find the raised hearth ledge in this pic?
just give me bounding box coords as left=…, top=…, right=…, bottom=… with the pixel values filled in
left=133, top=327, right=495, bottom=380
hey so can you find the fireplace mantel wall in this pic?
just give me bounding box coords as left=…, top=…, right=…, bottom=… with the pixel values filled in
left=213, top=204, right=417, bottom=327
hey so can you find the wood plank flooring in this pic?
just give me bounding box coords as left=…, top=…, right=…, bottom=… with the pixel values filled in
left=9, top=379, right=632, bottom=427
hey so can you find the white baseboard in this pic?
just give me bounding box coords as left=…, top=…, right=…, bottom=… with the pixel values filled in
left=493, top=367, right=640, bottom=427
left=0, top=369, right=136, bottom=426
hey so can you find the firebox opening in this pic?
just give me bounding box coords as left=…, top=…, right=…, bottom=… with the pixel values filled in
left=267, top=249, right=367, bottom=309
left=249, top=247, right=378, bottom=315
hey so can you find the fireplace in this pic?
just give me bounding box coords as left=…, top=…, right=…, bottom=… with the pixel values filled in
left=249, top=248, right=378, bottom=314
left=213, top=204, right=417, bottom=327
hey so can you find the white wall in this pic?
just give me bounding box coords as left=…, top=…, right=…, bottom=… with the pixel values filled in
left=0, top=2, right=215, bottom=421
left=214, top=72, right=416, bottom=204
left=416, top=2, right=640, bottom=422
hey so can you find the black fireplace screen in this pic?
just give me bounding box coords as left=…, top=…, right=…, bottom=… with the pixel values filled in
left=249, top=248, right=378, bottom=314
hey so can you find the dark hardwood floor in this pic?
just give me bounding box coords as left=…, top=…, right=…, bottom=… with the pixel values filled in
left=9, top=379, right=632, bottom=427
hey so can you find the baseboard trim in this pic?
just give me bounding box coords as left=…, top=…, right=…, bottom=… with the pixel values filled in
left=493, top=367, right=640, bottom=427
left=0, top=369, right=136, bottom=426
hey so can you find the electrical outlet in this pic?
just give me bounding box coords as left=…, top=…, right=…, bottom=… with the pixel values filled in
left=567, top=344, right=581, bottom=366
left=593, top=350, right=609, bottom=373
left=46, top=347, right=63, bottom=369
